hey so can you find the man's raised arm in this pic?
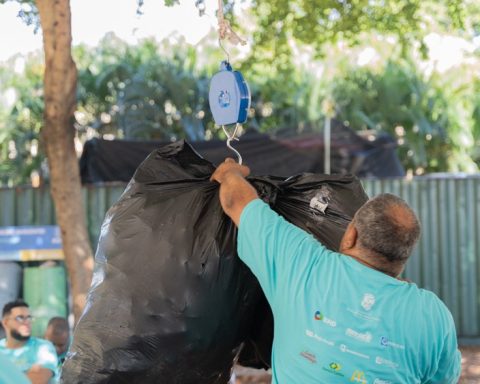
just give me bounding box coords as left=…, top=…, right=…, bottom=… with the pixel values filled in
left=210, top=158, right=258, bottom=226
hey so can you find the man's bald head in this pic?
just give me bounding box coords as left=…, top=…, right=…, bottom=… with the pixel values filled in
left=353, top=193, right=421, bottom=263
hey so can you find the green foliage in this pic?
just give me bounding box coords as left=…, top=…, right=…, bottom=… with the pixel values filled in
left=331, top=60, right=479, bottom=173
left=74, top=35, right=214, bottom=141
left=0, top=54, right=44, bottom=185
left=246, top=0, right=477, bottom=61
left=246, top=64, right=327, bottom=135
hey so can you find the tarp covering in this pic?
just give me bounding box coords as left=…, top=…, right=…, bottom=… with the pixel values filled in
left=80, top=121, right=404, bottom=184
left=63, top=140, right=368, bottom=383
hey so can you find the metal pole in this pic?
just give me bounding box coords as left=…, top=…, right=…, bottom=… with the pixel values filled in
left=324, top=116, right=331, bottom=174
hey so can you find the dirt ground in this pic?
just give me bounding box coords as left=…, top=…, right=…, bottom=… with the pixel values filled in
left=460, top=346, right=480, bottom=384
left=234, top=345, right=480, bottom=384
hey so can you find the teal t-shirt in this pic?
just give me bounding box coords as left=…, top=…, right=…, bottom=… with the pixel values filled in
left=0, top=337, right=58, bottom=381
left=0, top=353, right=30, bottom=384
left=238, top=199, right=461, bottom=384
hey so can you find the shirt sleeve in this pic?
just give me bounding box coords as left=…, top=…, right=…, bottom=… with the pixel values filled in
left=424, top=307, right=462, bottom=384
left=34, top=339, right=59, bottom=378
left=238, top=199, right=332, bottom=306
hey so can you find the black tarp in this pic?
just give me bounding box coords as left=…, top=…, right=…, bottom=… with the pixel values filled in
left=80, top=121, right=404, bottom=184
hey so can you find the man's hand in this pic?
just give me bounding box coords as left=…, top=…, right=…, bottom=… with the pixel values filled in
left=210, top=158, right=250, bottom=183
left=26, top=364, right=53, bottom=384
left=211, top=158, right=258, bottom=226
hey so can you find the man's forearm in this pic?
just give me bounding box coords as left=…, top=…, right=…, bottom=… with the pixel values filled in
left=210, top=158, right=258, bottom=226
left=219, top=172, right=258, bottom=226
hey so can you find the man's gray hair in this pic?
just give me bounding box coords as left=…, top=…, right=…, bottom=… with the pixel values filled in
left=354, top=193, right=421, bottom=262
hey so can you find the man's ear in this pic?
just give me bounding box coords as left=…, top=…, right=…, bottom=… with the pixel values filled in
left=339, top=222, right=358, bottom=252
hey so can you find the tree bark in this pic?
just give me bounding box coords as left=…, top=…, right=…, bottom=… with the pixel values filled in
left=36, top=0, right=93, bottom=322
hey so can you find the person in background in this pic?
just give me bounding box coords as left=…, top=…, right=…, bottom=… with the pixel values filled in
left=211, top=158, right=461, bottom=384
left=44, top=317, right=70, bottom=367
left=0, top=300, right=58, bottom=384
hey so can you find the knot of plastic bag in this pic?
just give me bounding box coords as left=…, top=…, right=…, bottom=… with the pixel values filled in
left=249, top=177, right=279, bottom=205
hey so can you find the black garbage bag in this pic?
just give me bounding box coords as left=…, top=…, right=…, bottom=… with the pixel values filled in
left=61, top=140, right=368, bottom=383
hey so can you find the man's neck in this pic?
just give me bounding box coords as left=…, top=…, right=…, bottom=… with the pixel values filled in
left=6, top=336, right=28, bottom=349
left=342, top=248, right=402, bottom=278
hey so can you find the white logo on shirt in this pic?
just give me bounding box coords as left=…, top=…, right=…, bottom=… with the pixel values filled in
left=346, top=328, right=372, bottom=343
left=374, top=379, right=392, bottom=384
left=339, top=344, right=370, bottom=359
left=361, top=293, right=376, bottom=311
left=375, top=356, right=399, bottom=369
left=347, top=308, right=380, bottom=322
left=306, top=329, right=335, bottom=346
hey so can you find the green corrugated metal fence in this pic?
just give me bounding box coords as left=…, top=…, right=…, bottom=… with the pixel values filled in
left=0, top=183, right=125, bottom=246
left=0, top=175, right=479, bottom=338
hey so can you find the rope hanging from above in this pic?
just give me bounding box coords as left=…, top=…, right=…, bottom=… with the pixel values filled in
left=216, top=0, right=247, bottom=46
left=208, top=0, right=251, bottom=164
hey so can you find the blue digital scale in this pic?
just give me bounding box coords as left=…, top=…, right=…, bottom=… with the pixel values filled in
left=209, top=61, right=251, bottom=126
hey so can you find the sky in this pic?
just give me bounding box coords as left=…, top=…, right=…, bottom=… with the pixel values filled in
left=0, top=0, right=477, bottom=71
left=0, top=0, right=224, bottom=62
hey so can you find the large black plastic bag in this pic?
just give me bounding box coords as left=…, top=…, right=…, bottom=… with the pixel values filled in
left=61, top=140, right=368, bottom=383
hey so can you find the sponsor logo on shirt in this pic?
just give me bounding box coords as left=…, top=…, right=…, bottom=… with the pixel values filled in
left=375, top=356, right=399, bottom=369
left=350, top=370, right=368, bottom=383
left=361, top=293, right=376, bottom=311
left=346, top=328, right=372, bottom=343
left=347, top=308, right=380, bottom=322
left=300, top=350, right=317, bottom=364
left=314, top=310, right=337, bottom=327
left=339, top=344, right=370, bottom=359
left=380, top=336, right=405, bottom=350
left=305, top=329, right=335, bottom=346
left=322, top=362, right=345, bottom=377
left=373, top=379, right=392, bottom=384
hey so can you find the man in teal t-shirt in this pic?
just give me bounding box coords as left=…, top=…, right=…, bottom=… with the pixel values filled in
left=211, top=158, right=461, bottom=384
left=0, top=300, right=58, bottom=384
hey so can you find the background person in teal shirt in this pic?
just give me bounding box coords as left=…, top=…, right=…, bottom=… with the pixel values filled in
left=211, top=158, right=461, bottom=384
left=0, top=300, right=58, bottom=384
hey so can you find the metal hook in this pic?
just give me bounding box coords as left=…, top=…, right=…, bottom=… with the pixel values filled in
left=222, top=123, right=242, bottom=164
left=218, top=38, right=230, bottom=64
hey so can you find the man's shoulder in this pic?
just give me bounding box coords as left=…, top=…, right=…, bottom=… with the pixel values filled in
left=416, top=286, right=447, bottom=306
left=27, top=338, right=58, bottom=367
left=27, top=337, right=56, bottom=352
left=411, top=286, right=454, bottom=325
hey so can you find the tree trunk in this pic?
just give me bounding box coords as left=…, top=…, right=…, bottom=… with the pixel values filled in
left=36, top=0, right=93, bottom=322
